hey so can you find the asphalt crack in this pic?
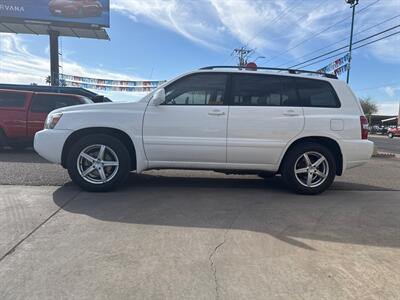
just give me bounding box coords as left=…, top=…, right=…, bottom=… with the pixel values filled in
left=209, top=239, right=226, bottom=300
left=208, top=202, right=253, bottom=300
left=0, top=190, right=80, bottom=263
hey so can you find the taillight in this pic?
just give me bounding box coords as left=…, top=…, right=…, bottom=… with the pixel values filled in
left=360, top=116, right=369, bottom=139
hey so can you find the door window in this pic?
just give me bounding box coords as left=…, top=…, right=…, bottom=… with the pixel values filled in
left=0, top=91, right=26, bottom=108
left=164, top=73, right=227, bottom=105
left=231, top=74, right=298, bottom=106
left=31, top=94, right=81, bottom=113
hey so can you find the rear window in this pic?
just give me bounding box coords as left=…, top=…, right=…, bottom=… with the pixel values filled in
left=295, top=78, right=340, bottom=108
left=31, top=94, right=81, bottom=113
left=0, top=91, right=26, bottom=108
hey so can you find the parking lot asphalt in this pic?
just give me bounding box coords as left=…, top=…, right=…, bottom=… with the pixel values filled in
left=0, top=149, right=400, bottom=190
left=1, top=150, right=400, bottom=299
left=369, top=135, right=400, bottom=154
left=1, top=185, right=400, bottom=299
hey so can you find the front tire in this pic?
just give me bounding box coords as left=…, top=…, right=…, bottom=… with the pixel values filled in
left=67, top=134, right=131, bottom=192
left=388, top=132, right=394, bottom=138
left=282, top=143, right=336, bottom=195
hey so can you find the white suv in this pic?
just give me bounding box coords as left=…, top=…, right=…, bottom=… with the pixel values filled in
left=34, top=66, right=373, bottom=194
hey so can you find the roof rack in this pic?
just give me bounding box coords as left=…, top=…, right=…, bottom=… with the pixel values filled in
left=199, top=66, right=338, bottom=79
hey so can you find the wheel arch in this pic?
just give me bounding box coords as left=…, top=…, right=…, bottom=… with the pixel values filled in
left=279, top=136, right=343, bottom=176
left=61, top=127, right=137, bottom=171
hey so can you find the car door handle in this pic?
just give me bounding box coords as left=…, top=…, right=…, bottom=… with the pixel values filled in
left=208, top=110, right=225, bottom=116
left=283, top=110, right=300, bottom=116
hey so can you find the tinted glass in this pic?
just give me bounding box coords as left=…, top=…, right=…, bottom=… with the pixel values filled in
left=31, top=94, right=81, bottom=113
left=231, top=74, right=298, bottom=106
left=0, top=92, right=26, bottom=108
left=165, top=73, right=227, bottom=105
left=296, top=78, right=340, bottom=108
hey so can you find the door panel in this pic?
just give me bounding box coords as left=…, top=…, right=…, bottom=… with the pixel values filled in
left=228, top=106, right=304, bottom=165
left=0, top=91, right=29, bottom=139
left=227, top=74, right=305, bottom=166
left=143, top=73, right=229, bottom=165
left=143, top=105, right=228, bottom=163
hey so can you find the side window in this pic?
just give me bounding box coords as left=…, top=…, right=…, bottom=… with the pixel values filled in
left=54, top=96, right=81, bottom=109
left=164, top=73, right=227, bottom=105
left=0, top=92, right=26, bottom=108
left=231, top=74, right=298, bottom=106
left=31, top=94, right=81, bottom=113
left=296, top=78, right=340, bottom=108
left=31, top=95, right=57, bottom=113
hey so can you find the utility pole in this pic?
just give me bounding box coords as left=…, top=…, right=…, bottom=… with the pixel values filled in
left=398, top=101, right=400, bottom=126
left=233, top=47, right=254, bottom=67
left=345, top=0, right=359, bottom=84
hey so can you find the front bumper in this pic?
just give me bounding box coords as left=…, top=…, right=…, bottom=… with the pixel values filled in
left=34, top=129, right=72, bottom=164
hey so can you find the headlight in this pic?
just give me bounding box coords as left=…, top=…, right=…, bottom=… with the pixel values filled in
left=44, top=113, right=63, bottom=129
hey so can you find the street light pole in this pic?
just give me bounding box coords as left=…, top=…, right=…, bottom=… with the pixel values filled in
left=346, top=0, right=359, bottom=84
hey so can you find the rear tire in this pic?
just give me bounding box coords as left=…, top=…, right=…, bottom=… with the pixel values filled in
left=282, top=143, right=336, bottom=195
left=8, top=142, right=31, bottom=151
left=388, top=132, right=394, bottom=138
left=0, top=130, right=7, bottom=150
left=67, top=134, right=131, bottom=192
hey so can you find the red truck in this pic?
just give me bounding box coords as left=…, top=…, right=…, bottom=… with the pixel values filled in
left=388, top=126, right=400, bottom=138
left=0, top=89, right=91, bottom=150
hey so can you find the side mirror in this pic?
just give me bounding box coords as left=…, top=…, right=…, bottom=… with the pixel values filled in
left=151, top=88, right=166, bottom=106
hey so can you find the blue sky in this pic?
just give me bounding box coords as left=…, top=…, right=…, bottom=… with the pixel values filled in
left=0, top=0, right=399, bottom=114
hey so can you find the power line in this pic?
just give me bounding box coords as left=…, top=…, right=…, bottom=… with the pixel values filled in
left=298, top=29, right=400, bottom=69
left=233, top=0, right=321, bottom=64
left=355, top=80, right=400, bottom=92
left=278, top=13, right=400, bottom=68
left=263, top=0, right=380, bottom=65
left=288, top=24, right=400, bottom=69
left=243, top=0, right=305, bottom=49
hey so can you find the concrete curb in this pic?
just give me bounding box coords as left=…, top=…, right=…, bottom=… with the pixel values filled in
left=372, top=152, right=400, bottom=159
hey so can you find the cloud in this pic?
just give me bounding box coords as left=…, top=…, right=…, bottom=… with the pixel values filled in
left=0, top=33, right=144, bottom=85
left=111, top=0, right=229, bottom=51
left=383, top=86, right=400, bottom=98
left=377, top=102, right=400, bottom=115
left=111, top=0, right=400, bottom=65
left=384, top=86, right=396, bottom=97
left=0, top=33, right=148, bottom=101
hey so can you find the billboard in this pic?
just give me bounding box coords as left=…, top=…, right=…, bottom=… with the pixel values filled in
left=0, top=0, right=109, bottom=28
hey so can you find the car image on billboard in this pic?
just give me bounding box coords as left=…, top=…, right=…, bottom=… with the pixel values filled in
left=49, top=0, right=103, bottom=18
left=0, top=0, right=109, bottom=28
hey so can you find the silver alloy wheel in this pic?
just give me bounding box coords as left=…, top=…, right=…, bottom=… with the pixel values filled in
left=77, top=144, right=119, bottom=185
left=294, top=151, right=329, bottom=188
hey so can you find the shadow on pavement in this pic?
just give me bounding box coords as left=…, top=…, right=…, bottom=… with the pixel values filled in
left=0, top=148, right=50, bottom=163
left=53, top=173, right=400, bottom=250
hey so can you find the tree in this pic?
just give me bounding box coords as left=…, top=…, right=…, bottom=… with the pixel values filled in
left=45, top=76, right=51, bottom=85
left=359, top=97, right=378, bottom=122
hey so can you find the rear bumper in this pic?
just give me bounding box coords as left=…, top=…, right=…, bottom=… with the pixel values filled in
left=342, top=139, right=374, bottom=171
left=34, top=129, right=72, bottom=164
